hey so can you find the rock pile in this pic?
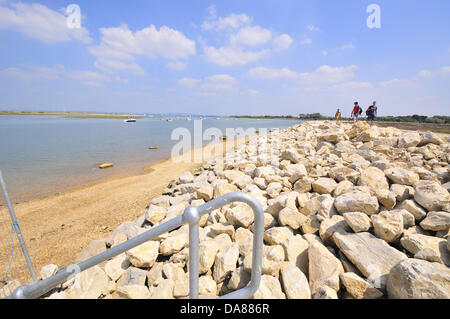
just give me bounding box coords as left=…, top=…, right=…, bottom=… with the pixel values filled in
left=25, top=121, right=450, bottom=299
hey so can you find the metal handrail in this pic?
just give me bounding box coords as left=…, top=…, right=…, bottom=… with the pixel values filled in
left=5, top=192, right=264, bottom=299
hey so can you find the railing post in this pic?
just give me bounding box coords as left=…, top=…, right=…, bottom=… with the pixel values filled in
left=183, top=206, right=200, bottom=299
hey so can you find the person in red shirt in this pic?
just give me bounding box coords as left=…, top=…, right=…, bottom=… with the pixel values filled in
left=351, top=102, right=362, bottom=123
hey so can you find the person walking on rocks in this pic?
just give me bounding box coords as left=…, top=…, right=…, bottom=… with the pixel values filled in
left=366, top=101, right=377, bottom=124
left=351, top=102, right=362, bottom=123
left=335, top=108, right=342, bottom=122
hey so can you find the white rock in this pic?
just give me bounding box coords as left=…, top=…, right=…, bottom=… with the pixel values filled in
left=335, top=190, right=379, bottom=216
left=199, top=275, right=217, bottom=296
left=278, top=207, right=306, bottom=230
left=213, top=243, right=239, bottom=283
left=343, top=212, right=371, bottom=233
left=387, top=258, right=450, bottom=299
left=105, top=253, right=130, bottom=282
left=253, top=275, right=286, bottom=299
left=340, top=272, right=383, bottom=299
left=282, top=235, right=309, bottom=276
left=264, top=227, right=294, bottom=245
left=395, top=199, right=427, bottom=221
left=308, top=242, right=344, bottom=294
left=372, top=211, right=404, bottom=243
left=312, top=178, right=338, bottom=195
left=385, top=167, right=420, bottom=186
left=150, top=279, right=174, bottom=299
left=126, top=241, right=160, bottom=268
left=266, top=182, right=283, bottom=199
left=359, top=167, right=389, bottom=193
left=179, top=171, right=194, bottom=184
left=40, top=264, right=59, bottom=280
left=414, top=181, right=450, bottom=212
left=66, top=266, right=110, bottom=299
left=160, top=233, right=188, bottom=256
left=420, top=211, right=450, bottom=231
left=280, top=262, right=311, bottom=299
left=116, top=285, right=151, bottom=299
left=333, top=231, right=408, bottom=290
left=319, top=215, right=351, bottom=244
left=400, top=233, right=450, bottom=266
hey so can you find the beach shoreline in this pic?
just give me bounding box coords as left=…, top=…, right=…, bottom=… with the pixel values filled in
left=0, top=136, right=249, bottom=283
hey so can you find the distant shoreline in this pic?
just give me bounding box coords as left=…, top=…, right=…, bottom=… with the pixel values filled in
left=0, top=110, right=145, bottom=119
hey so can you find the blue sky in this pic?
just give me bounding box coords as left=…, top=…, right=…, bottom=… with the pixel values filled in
left=0, top=0, right=449, bottom=116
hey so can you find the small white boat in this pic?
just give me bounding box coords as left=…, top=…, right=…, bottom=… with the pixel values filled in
left=166, top=118, right=173, bottom=122
left=124, top=118, right=137, bottom=123
left=186, top=117, right=192, bottom=121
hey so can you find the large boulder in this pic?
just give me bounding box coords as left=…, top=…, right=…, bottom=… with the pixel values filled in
left=308, top=242, right=344, bottom=294
left=413, top=181, right=450, bottom=212
left=359, top=167, right=389, bottom=193
left=387, top=258, right=450, bottom=299
left=312, top=178, right=338, bottom=195
left=398, top=132, right=421, bottom=148
left=372, top=211, right=404, bottom=243
left=400, top=233, right=450, bottom=266
left=343, top=212, right=372, bottom=233
left=420, top=211, right=450, bottom=231
left=334, top=190, right=379, bottom=215
left=280, top=262, right=311, bottom=299
left=126, top=241, right=160, bottom=268
left=385, top=168, right=420, bottom=186
left=253, top=275, right=286, bottom=299
left=332, top=231, right=408, bottom=289
left=339, top=272, right=383, bottom=299
left=66, top=266, right=110, bottom=299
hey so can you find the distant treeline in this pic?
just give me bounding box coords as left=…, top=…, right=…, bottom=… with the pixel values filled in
left=231, top=114, right=450, bottom=124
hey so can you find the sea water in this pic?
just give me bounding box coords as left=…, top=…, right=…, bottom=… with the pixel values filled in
left=0, top=116, right=301, bottom=202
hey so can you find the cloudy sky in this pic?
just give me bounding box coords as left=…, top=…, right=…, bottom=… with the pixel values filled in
left=0, top=0, right=449, bottom=116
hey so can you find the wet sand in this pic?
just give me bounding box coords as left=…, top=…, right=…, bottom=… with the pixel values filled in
left=0, top=137, right=249, bottom=284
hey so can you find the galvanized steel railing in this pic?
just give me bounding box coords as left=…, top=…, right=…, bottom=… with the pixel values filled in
left=6, top=192, right=264, bottom=299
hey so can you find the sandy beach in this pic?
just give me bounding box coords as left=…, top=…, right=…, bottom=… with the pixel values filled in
left=0, top=137, right=249, bottom=284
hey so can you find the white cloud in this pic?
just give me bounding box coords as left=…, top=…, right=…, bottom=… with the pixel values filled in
left=273, top=34, right=293, bottom=51
left=248, top=66, right=299, bottom=79
left=417, top=70, right=432, bottom=78
left=300, top=37, right=312, bottom=45
left=179, top=74, right=237, bottom=95
left=299, top=65, right=358, bottom=84
left=201, top=74, right=236, bottom=91
left=179, top=78, right=201, bottom=88
left=0, top=65, right=65, bottom=81
left=0, top=2, right=91, bottom=44
left=201, top=9, right=292, bottom=66
left=0, top=64, right=113, bottom=87
left=239, top=89, right=260, bottom=96
left=379, top=78, right=417, bottom=88
left=202, top=11, right=252, bottom=31
left=307, top=25, right=320, bottom=32
left=68, top=71, right=111, bottom=87
left=441, top=66, right=450, bottom=73
left=166, top=61, right=187, bottom=71
left=230, top=26, right=272, bottom=46
left=322, top=50, right=328, bottom=57
left=204, top=46, right=269, bottom=67
left=89, top=24, right=196, bottom=75
left=94, top=59, right=146, bottom=76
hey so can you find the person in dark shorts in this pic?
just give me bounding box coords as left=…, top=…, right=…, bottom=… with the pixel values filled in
left=366, top=101, right=378, bottom=124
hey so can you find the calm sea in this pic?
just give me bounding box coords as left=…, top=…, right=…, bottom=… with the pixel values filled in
left=0, top=116, right=300, bottom=202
